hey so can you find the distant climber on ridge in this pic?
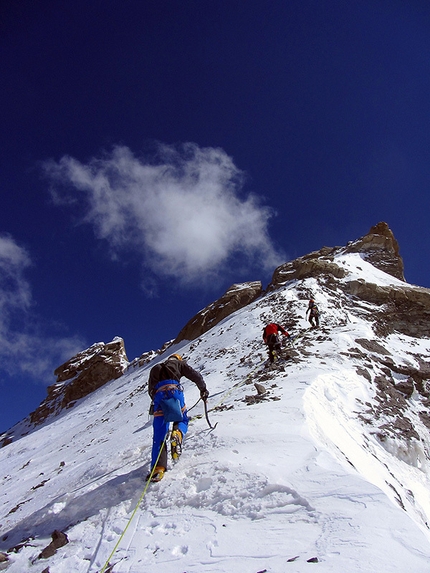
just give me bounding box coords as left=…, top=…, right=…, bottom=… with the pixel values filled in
left=146, top=353, right=209, bottom=482
left=306, top=299, right=320, bottom=328
left=262, top=322, right=290, bottom=363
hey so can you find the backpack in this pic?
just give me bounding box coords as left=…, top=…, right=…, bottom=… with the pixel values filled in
left=311, top=304, right=319, bottom=316
left=160, top=397, right=183, bottom=422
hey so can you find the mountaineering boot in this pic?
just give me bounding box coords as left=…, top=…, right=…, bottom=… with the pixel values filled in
left=171, top=429, right=183, bottom=460
left=146, top=465, right=165, bottom=482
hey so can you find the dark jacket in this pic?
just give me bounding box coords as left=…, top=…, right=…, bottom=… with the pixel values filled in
left=307, top=301, right=319, bottom=317
left=148, top=357, right=207, bottom=399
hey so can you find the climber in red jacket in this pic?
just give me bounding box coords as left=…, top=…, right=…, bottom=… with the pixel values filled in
left=262, top=323, right=289, bottom=363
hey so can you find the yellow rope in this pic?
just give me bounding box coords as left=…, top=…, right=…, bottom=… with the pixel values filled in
left=98, top=432, right=168, bottom=573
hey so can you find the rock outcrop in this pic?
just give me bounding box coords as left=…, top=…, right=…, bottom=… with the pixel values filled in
left=337, top=224, right=430, bottom=338
left=127, top=340, right=174, bottom=369
left=268, top=249, right=347, bottom=289
left=29, top=337, right=129, bottom=426
left=266, top=222, right=430, bottom=338
left=38, top=530, right=69, bottom=560
left=174, top=223, right=409, bottom=343
left=345, top=280, right=430, bottom=338
left=268, top=222, right=404, bottom=290
left=174, top=281, right=263, bottom=343
left=343, top=221, right=404, bottom=281
left=1, top=337, right=129, bottom=447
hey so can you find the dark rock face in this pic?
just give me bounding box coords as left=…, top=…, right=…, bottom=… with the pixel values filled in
left=174, top=281, right=263, bottom=343
left=369, top=375, right=420, bottom=442
left=394, top=378, right=415, bottom=398
left=29, top=337, right=129, bottom=426
left=355, top=339, right=391, bottom=356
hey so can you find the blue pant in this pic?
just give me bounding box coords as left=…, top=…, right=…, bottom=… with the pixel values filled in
left=151, top=385, right=189, bottom=468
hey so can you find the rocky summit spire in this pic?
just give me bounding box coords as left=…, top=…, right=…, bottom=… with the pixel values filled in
left=269, top=221, right=404, bottom=290
left=36, top=339, right=128, bottom=425
left=343, top=222, right=404, bottom=281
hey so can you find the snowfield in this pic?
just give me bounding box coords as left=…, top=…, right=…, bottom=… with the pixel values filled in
left=1, top=253, right=430, bottom=572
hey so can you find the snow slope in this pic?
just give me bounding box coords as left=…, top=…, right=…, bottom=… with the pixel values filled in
left=1, top=253, right=430, bottom=572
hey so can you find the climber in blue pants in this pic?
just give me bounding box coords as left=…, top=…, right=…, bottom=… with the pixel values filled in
left=151, top=380, right=188, bottom=465
left=147, top=353, right=209, bottom=482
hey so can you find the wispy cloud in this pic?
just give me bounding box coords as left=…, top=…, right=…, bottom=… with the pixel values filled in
left=0, top=235, right=32, bottom=322
left=44, top=143, right=284, bottom=285
left=0, top=235, right=84, bottom=383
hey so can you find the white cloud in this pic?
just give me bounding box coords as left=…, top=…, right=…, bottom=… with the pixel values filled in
left=0, top=235, right=84, bottom=383
left=0, top=235, right=32, bottom=323
left=44, top=143, right=284, bottom=284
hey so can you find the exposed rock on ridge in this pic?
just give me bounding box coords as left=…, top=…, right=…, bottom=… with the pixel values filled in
left=343, top=221, right=404, bottom=281
left=346, top=280, right=430, bottom=338
left=30, top=337, right=129, bottom=426
left=174, top=281, right=263, bottom=343
left=268, top=250, right=347, bottom=289
left=1, top=337, right=129, bottom=446
left=269, top=222, right=404, bottom=290
left=339, top=225, right=430, bottom=337
left=266, top=222, right=430, bottom=338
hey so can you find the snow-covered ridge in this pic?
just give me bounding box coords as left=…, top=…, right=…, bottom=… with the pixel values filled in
left=1, top=227, right=430, bottom=571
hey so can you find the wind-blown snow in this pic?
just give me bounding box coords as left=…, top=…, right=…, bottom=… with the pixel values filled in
left=1, top=253, right=430, bottom=572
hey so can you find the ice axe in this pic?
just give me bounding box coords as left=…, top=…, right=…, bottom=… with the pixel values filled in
left=203, top=398, right=217, bottom=430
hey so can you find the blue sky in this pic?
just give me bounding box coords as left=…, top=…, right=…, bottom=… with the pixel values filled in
left=1, top=0, right=430, bottom=431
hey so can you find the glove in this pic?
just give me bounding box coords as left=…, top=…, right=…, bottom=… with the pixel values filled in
left=200, top=388, right=209, bottom=402
left=148, top=402, right=154, bottom=416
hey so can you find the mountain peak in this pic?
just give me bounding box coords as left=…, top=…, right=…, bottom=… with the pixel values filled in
left=269, top=222, right=404, bottom=289
left=36, top=337, right=129, bottom=424
left=343, top=221, right=404, bottom=281
left=175, top=223, right=404, bottom=345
